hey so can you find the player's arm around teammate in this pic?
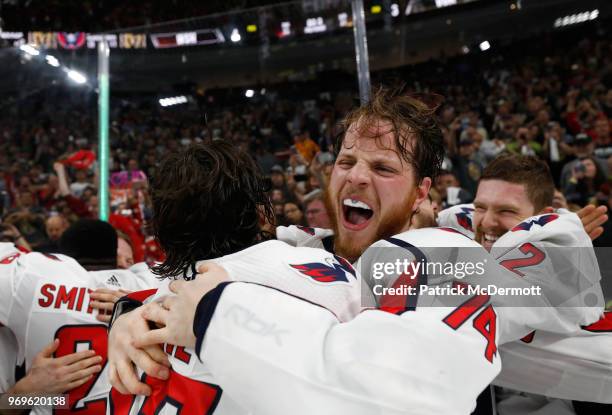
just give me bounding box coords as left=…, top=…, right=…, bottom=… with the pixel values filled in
left=110, top=262, right=501, bottom=415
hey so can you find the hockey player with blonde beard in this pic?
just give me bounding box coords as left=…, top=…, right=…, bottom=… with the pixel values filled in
left=109, top=90, right=604, bottom=414
left=108, top=90, right=508, bottom=414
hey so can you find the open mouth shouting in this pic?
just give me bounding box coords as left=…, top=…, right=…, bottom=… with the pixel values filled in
left=481, top=232, right=500, bottom=251
left=341, top=198, right=374, bottom=230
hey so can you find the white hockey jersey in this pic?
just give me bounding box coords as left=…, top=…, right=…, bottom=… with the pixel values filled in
left=0, top=250, right=159, bottom=414
left=275, top=224, right=333, bottom=250
left=494, top=312, right=612, bottom=404
left=436, top=203, right=476, bottom=239
left=490, top=212, right=603, bottom=328
left=274, top=222, right=608, bottom=403
left=110, top=240, right=368, bottom=415
left=436, top=207, right=610, bottom=404
left=0, top=243, right=20, bottom=393
left=163, top=229, right=498, bottom=414
left=0, top=327, right=18, bottom=393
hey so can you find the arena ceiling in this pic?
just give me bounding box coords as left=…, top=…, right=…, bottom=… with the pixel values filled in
left=0, top=0, right=609, bottom=96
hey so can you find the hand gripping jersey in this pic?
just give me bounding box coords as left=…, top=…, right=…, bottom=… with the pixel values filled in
left=0, top=250, right=159, bottom=414
left=0, top=243, right=20, bottom=393
left=110, top=240, right=368, bottom=415
left=186, top=229, right=502, bottom=415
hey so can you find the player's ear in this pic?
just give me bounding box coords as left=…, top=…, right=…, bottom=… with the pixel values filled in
left=411, top=177, right=432, bottom=213
left=539, top=206, right=555, bottom=214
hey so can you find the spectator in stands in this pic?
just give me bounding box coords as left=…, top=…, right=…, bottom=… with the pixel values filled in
left=565, top=90, right=604, bottom=136
left=560, top=133, right=606, bottom=191
left=435, top=170, right=472, bottom=208
left=409, top=194, right=438, bottom=230
left=292, top=128, right=320, bottom=164
left=117, top=231, right=135, bottom=269
left=270, top=165, right=288, bottom=190
left=270, top=189, right=285, bottom=205
left=69, top=169, right=93, bottom=198
left=283, top=202, right=306, bottom=226
left=37, top=173, right=61, bottom=211
left=303, top=190, right=331, bottom=229
left=4, top=191, right=46, bottom=249
left=449, top=136, right=483, bottom=197
left=254, top=143, right=277, bottom=174
left=563, top=156, right=607, bottom=207
left=459, top=111, right=488, bottom=142
left=1, top=18, right=611, bottom=249
left=593, top=118, right=612, bottom=160
left=542, top=121, right=573, bottom=185
left=37, top=214, right=69, bottom=253
left=507, top=127, right=542, bottom=157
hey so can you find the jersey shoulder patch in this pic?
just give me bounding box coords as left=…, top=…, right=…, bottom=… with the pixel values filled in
left=511, top=214, right=559, bottom=232
left=289, top=255, right=355, bottom=284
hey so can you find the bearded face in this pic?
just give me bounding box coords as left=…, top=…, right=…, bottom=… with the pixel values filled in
left=327, top=120, right=429, bottom=262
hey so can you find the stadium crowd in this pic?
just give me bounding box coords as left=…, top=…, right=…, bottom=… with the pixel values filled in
left=0, top=11, right=612, bottom=414
left=1, top=23, right=611, bottom=263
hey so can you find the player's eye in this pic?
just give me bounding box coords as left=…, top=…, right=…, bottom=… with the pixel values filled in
left=374, top=164, right=395, bottom=174
left=336, top=159, right=354, bottom=168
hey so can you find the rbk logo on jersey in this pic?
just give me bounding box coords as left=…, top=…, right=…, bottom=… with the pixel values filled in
left=455, top=207, right=474, bottom=231
left=290, top=255, right=356, bottom=284
left=511, top=214, right=559, bottom=232
left=296, top=225, right=316, bottom=236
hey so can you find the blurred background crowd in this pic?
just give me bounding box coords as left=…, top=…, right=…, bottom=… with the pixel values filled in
left=1, top=0, right=611, bottom=261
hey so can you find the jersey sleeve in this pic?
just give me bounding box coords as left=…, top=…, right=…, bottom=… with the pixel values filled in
left=275, top=225, right=333, bottom=249
left=494, top=315, right=612, bottom=403
left=491, top=212, right=604, bottom=331
left=205, top=240, right=370, bottom=322
left=196, top=282, right=501, bottom=415
left=129, top=262, right=164, bottom=290
left=436, top=204, right=475, bottom=239
left=0, top=247, right=21, bottom=326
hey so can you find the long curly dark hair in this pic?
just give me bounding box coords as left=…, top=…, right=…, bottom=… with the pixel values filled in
left=150, top=141, right=273, bottom=277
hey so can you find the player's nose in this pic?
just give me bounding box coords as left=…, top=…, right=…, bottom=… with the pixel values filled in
left=346, top=161, right=371, bottom=187
left=480, top=209, right=498, bottom=229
